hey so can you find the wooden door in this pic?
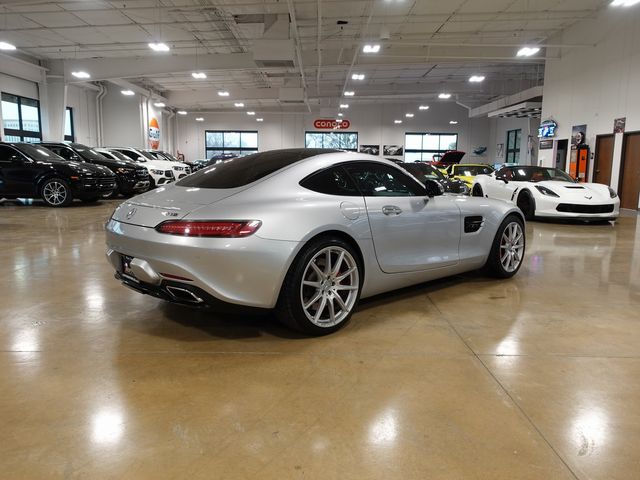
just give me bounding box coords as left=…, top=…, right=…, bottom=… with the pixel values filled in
left=594, top=134, right=614, bottom=186
left=620, top=132, right=640, bottom=210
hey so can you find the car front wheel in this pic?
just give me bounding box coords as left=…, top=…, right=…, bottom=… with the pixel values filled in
left=41, top=178, right=72, bottom=207
left=276, top=237, right=362, bottom=335
left=485, top=214, right=525, bottom=278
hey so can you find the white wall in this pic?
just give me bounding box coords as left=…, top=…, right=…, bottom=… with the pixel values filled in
left=176, top=101, right=493, bottom=164
left=538, top=5, right=640, bottom=194
left=66, top=84, right=98, bottom=146
left=101, top=83, right=144, bottom=148
left=488, top=116, right=540, bottom=166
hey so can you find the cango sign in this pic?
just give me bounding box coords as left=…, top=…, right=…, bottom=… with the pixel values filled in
left=313, top=119, right=351, bottom=129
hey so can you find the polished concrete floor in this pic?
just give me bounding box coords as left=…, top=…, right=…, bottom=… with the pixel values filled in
left=1, top=199, right=639, bottom=480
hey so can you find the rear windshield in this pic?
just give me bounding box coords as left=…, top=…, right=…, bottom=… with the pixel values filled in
left=13, top=143, right=64, bottom=162
left=177, top=149, right=338, bottom=189
left=102, top=150, right=130, bottom=161
left=454, top=165, right=494, bottom=176
left=71, top=143, right=109, bottom=162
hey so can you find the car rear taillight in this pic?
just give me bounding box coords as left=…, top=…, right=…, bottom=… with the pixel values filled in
left=156, top=220, right=261, bottom=238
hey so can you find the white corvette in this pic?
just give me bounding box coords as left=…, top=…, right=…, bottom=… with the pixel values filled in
left=472, top=165, right=620, bottom=221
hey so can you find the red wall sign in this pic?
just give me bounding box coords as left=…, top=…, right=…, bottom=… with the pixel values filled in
left=313, top=119, right=351, bottom=129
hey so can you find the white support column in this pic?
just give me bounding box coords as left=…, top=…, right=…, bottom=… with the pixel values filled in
left=39, top=76, right=67, bottom=141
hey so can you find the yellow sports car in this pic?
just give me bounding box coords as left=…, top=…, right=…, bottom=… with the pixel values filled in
left=446, top=164, right=495, bottom=189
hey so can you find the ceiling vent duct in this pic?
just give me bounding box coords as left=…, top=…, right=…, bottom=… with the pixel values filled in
left=488, top=102, right=543, bottom=119
left=253, top=39, right=295, bottom=68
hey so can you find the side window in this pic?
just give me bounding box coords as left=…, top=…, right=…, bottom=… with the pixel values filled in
left=497, top=167, right=514, bottom=180
left=300, top=166, right=360, bottom=196
left=116, top=149, right=135, bottom=160
left=344, top=162, right=426, bottom=197
left=0, top=145, right=21, bottom=162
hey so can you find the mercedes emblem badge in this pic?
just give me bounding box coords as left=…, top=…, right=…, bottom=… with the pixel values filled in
left=126, top=207, right=137, bottom=219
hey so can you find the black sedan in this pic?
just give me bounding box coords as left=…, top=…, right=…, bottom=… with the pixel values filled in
left=396, top=161, right=469, bottom=195
left=40, top=142, right=150, bottom=198
left=0, top=142, right=116, bottom=207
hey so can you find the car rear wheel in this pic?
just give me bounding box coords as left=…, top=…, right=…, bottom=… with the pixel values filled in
left=472, top=184, right=484, bottom=197
left=485, top=214, right=525, bottom=278
left=517, top=191, right=536, bottom=220
left=41, top=178, right=72, bottom=207
left=276, top=237, right=362, bottom=335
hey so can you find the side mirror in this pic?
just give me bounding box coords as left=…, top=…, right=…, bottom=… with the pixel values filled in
left=424, top=179, right=445, bottom=197
left=496, top=175, right=508, bottom=184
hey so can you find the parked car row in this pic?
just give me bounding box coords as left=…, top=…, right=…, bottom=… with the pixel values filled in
left=0, top=141, right=191, bottom=207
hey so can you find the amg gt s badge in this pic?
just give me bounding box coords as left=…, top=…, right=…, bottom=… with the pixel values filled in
left=161, top=211, right=179, bottom=217
left=585, top=195, right=593, bottom=200
left=126, top=207, right=137, bottom=219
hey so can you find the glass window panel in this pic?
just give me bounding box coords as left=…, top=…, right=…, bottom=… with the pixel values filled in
left=23, top=137, right=40, bottom=143
left=223, top=131, right=240, bottom=148
left=64, top=108, right=73, bottom=137
left=405, top=134, right=423, bottom=150
left=423, top=134, right=440, bottom=150
left=440, top=134, right=458, bottom=151
left=206, top=149, right=224, bottom=159
left=20, top=103, right=40, bottom=132
left=240, top=132, right=258, bottom=148
left=404, top=151, right=423, bottom=162
left=5, top=135, right=21, bottom=142
left=2, top=99, right=19, bottom=130
left=205, top=131, right=223, bottom=148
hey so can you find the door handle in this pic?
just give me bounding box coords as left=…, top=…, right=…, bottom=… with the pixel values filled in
left=382, top=205, right=402, bottom=216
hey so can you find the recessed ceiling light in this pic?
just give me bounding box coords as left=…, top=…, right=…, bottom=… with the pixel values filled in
left=340, top=104, right=349, bottom=109
left=363, top=44, right=381, bottom=53
left=338, top=112, right=344, bottom=117
left=419, top=105, right=430, bottom=110
left=71, top=71, right=90, bottom=79
left=394, top=120, right=402, bottom=124
left=191, top=72, right=207, bottom=79
left=218, top=91, right=230, bottom=97
left=148, top=42, right=170, bottom=52
left=121, top=90, right=135, bottom=96
left=195, top=117, right=204, bottom=122
left=0, top=41, right=17, bottom=51
left=234, top=102, right=245, bottom=107
left=247, top=111, right=255, bottom=115
left=256, top=118, right=264, bottom=122
left=177, top=110, right=187, bottom=115
left=154, top=102, right=166, bottom=108
left=611, top=0, right=640, bottom=6
left=449, top=120, right=458, bottom=125
left=352, top=73, right=365, bottom=80
left=344, top=91, right=355, bottom=96
left=516, top=46, right=541, bottom=57
left=469, top=75, right=485, bottom=83
left=439, top=93, right=452, bottom=99
left=405, top=113, right=414, bottom=118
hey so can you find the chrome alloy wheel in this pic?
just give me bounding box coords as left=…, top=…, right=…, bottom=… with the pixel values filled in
left=43, top=181, right=67, bottom=206
left=300, top=246, right=359, bottom=327
left=500, top=222, right=524, bottom=273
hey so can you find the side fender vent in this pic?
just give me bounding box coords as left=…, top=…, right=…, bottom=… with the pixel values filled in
left=464, top=216, right=484, bottom=233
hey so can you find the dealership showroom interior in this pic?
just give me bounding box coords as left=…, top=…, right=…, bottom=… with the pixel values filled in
left=2, top=0, right=640, bottom=478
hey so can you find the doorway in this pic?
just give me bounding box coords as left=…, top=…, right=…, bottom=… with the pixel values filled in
left=555, top=139, right=568, bottom=170
left=619, top=131, right=640, bottom=210
left=594, top=134, right=615, bottom=186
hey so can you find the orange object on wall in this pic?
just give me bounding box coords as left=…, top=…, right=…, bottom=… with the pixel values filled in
left=569, top=145, right=590, bottom=182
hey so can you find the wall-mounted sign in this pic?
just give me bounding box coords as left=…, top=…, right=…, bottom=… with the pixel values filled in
left=571, top=124, right=587, bottom=149
left=539, top=139, right=554, bottom=150
left=148, top=117, right=160, bottom=149
left=614, top=117, right=626, bottom=134
left=538, top=119, right=557, bottom=138
left=313, top=119, right=351, bottom=129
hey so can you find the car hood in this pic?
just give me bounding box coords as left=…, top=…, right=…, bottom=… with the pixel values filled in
left=40, top=158, right=113, bottom=177
left=111, top=184, right=245, bottom=227
left=87, top=155, right=138, bottom=170
left=534, top=181, right=612, bottom=201
left=139, top=159, right=174, bottom=171
left=438, top=150, right=466, bottom=165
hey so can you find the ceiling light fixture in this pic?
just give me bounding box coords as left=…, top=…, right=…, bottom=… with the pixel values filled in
left=405, top=113, right=414, bottom=118
left=449, top=120, right=458, bottom=125
left=71, top=71, right=91, bottom=79
left=247, top=111, right=255, bottom=115
left=256, top=118, right=264, bottom=122
left=419, top=105, right=430, bottom=110
left=611, top=0, right=640, bottom=6
left=394, top=120, right=402, bottom=124
left=121, top=90, right=135, bottom=96
left=363, top=44, right=381, bottom=53
left=154, top=102, right=166, bottom=108
left=0, top=41, right=17, bottom=51
left=469, top=75, right=485, bottom=83
left=234, top=102, right=245, bottom=107
left=344, top=91, right=355, bottom=96
left=439, top=93, right=452, bottom=99
left=516, top=46, right=541, bottom=57
left=340, top=104, right=349, bottom=109
left=352, top=73, right=365, bottom=80
left=191, top=72, right=207, bottom=79
left=148, top=42, right=170, bottom=52
left=218, top=90, right=230, bottom=97
left=177, top=110, right=187, bottom=115
left=195, top=117, right=204, bottom=122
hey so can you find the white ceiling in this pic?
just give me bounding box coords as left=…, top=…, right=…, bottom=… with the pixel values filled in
left=0, top=0, right=611, bottom=110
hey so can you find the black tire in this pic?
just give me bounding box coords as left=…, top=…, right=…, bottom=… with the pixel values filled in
left=149, top=177, right=156, bottom=189
left=517, top=190, right=536, bottom=220
left=484, top=214, right=526, bottom=278
left=102, top=186, right=120, bottom=199
left=41, top=178, right=73, bottom=207
left=472, top=184, right=484, bottom=197
left=276, top=236, right=363, bottom=336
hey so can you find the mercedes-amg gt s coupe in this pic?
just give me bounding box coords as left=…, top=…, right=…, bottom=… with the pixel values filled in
left=106, top=149, right=526, bottom=335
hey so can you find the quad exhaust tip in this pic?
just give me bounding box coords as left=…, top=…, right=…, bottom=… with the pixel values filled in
left=165, top=286, right=204, bottom=304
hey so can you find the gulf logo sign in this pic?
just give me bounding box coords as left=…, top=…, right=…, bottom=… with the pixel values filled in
left=148, top=117, right=160, bottom=149
left=313, top=119, right=351, bottom=129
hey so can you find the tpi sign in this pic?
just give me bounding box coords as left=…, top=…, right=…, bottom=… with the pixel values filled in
left=314, top=119, right=351, bottom=129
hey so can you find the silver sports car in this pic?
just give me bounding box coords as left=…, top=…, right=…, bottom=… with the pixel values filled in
left=105, top=149, right=525, bottom=335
